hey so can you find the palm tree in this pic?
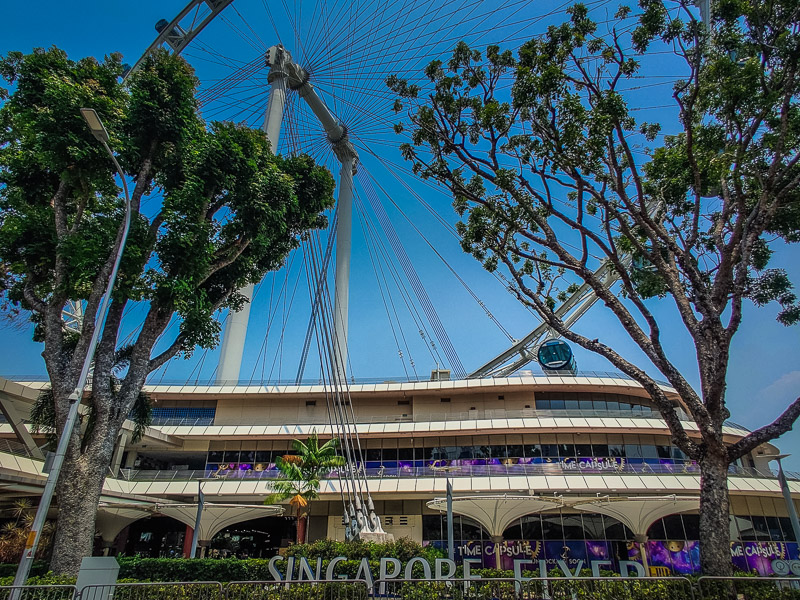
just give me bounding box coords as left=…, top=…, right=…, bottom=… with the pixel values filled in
left=266, top=434, right=345, bottom=544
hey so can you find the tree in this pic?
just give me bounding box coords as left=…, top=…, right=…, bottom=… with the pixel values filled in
left=0, top=499, right=54, bottom=563
left=0, top=47, right=335, bottom=574
left=388, top=0, right=800, bottom=575
left=266, top=434, right=345, bottom=544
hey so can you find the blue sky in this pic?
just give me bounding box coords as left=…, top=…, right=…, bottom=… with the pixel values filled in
left=1, top=0, right=798, bottom=469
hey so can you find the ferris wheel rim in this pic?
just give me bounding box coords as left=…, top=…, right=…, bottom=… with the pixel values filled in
left=125, top=0, right=235, bottom=81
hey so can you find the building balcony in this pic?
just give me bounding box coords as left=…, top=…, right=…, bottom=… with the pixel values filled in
left=117, top=460, right=797, bottom=483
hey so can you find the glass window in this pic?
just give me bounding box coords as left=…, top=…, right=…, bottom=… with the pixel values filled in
left=647, top=518, right=667, bottom=540
left=507, top=445, right=523, bottom=458
left=541, top=444, right=559, bottom=458
left=383, top=448, right=398, bottom=461
left=581, top=514, right=605, bottom=539
left=255, top=451, right=271, bottom=462
left=515, top=515, right=543, bottom=541
left=366, top=449, right=381, bottom=461
left=490, top=445, right=508, bottom=458
left=608, top=444, right=626, bottom=457
left=750, top=516, right=771, bottom=540
left=735, top=516, right=757, bottom=540
left=562, top=514, right=585, bottom=540
left=662, top=515, right=686, bottom=539
left=625, top=444, right=642, bottom=458
left=457, top=446, right=473, bottom=459
left=656, top=445, right=672, bottom=459
left=524, top=444, right=542, bottom=458
left=641, top=445, right=659, bottom=459
left=606, top=401, right=620, bottom=412
left=398, top=447, right=414, bottom=461
left=541, top=514, right=564, bottom=540
left=592, top=444, right=609, bottom=457
left=223, top=450, right=240, bottom=462
left=682, top=515, right=700, bottom=540
left=474, top=445, right=491, bottom=459
left=240, top=450, right=255, bottom=462
left=422, top=515, right=443, bottom=541
left=593, top=400, right=608, bottom=411
left=550, top=399, right=565, bottom=410
left=575, top=444, right=593, bottom=457
left=778, top=517, right=797, bottom=542
left=536, top=399, right=551, bottom=410
left=558, top=444, right=575, bottom=457
left=208, top=451, right=224, bottom=463
left=766, top=516, right=783, bottom=541
left=565, top=399, right=579, bottom=410
left=605, top=517, right=632, bottom=540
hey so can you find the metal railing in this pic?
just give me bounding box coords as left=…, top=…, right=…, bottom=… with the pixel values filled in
left=697, top=576, right=800, bottom=599
left=118, top=460, right=787, bottom=482
left=79, top=582, right=223, bottom=600
left=226, top=580, right=368, bottom=600
left=8, top=370, right=673, bottom=387
left=0, top=586, right=75, bottom=600
left=0, top=438, right=39, bottom=460
left=376, top=577, right=696, bottom=600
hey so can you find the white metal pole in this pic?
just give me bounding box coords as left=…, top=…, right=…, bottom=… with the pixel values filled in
left=13, top=130, right=132, bottom=588
left=333, top=155, right=355, bottom=376
left=216, top=46, right=288, bottom=385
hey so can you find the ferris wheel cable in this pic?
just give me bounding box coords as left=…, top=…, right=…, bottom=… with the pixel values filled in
left=360, top=166, right=516, bottom=343
left=354, top=196, right=413, bottom=381
left=306, top=240, right=369, bottom=528
left=228, top=4, right=271, bottom=52
left=266, top=251, right=306, bottom=382
left=309, top=0, right=609, bottom=88
left=361, top=176, right=466, bottom=378
left=358, top=148, right=547, bottom=320
left=296, top=209, right=338, bottom=384
left=218, top=14, right=269, bottom=55
left=251, top=255, right=296, bottom=383
left=197, top=61, right=266, bottom=105
left=248, top=274, right=276, bottom=384
left=354, top=181, right=447, bottom=369
left=360, top=176, right=462, bottom=375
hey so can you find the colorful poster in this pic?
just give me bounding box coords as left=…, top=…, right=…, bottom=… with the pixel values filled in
left=731, top=541, right=799, bottom=576
left=645, top=540, right=700, bottom=575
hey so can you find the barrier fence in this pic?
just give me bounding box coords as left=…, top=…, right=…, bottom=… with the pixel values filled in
left=79, top=582, right=223, bottom=600
left=697, top=576, right=800, bottom=599
left=376, top=577, right=696, bottom=599
left=226, top=581, right=369, bottom=600
left=0, top=586, right=76, bottom=600
left=2, top=576, right=799, bottom=600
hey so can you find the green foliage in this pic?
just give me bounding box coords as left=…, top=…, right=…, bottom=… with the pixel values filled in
left=265, top=435, right=346, bottom=543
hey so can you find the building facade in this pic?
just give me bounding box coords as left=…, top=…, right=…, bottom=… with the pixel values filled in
left=0, top=373, right=797, bottom=576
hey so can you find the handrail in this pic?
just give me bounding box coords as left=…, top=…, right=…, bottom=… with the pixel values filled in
left=118, top=460, right=794, bottom=482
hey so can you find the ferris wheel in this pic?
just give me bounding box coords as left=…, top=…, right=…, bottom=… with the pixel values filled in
left=122, top=0, right=630, bottom=389
left=120, top=0, right=625, bottom=539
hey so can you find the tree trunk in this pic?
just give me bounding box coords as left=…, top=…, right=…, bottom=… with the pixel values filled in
left=49, top=452, right=108, bottom=575
left=699, top=451, right=733, bottom=576
left=296, top=514, right=307, bottom=545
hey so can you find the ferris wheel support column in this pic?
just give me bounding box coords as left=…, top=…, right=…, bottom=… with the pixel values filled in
left=333, top=151, right=356, bottom=377
left=216, top=46, right=288, bottom=385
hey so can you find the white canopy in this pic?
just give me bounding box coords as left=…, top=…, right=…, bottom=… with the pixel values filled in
left=98, top=502, right=284, bottom=542
left=574, top=495, right=699, bottom=539
left=427, top=495, right=564, bottom=537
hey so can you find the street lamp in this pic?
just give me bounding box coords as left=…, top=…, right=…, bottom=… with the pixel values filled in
left=12, top=109, right=132, bottom=587
left=772, top=455, right=800, bottom=549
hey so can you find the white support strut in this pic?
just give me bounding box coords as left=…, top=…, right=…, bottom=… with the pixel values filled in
left=333, top=154, right=356, bottom=375
left=216, top=46, right=288, bottom=384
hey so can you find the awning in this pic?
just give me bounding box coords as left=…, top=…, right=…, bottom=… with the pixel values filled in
left=573, top=495, right=699, bottom=540
left=427, top=495, right=564, bottom=537
left=98, top=501, right=284, bottom=542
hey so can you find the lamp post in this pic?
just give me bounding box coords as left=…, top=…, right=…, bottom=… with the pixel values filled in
left=12, top=109, right=132, bottom=587
left=773, top=455, right=800, bottom=552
